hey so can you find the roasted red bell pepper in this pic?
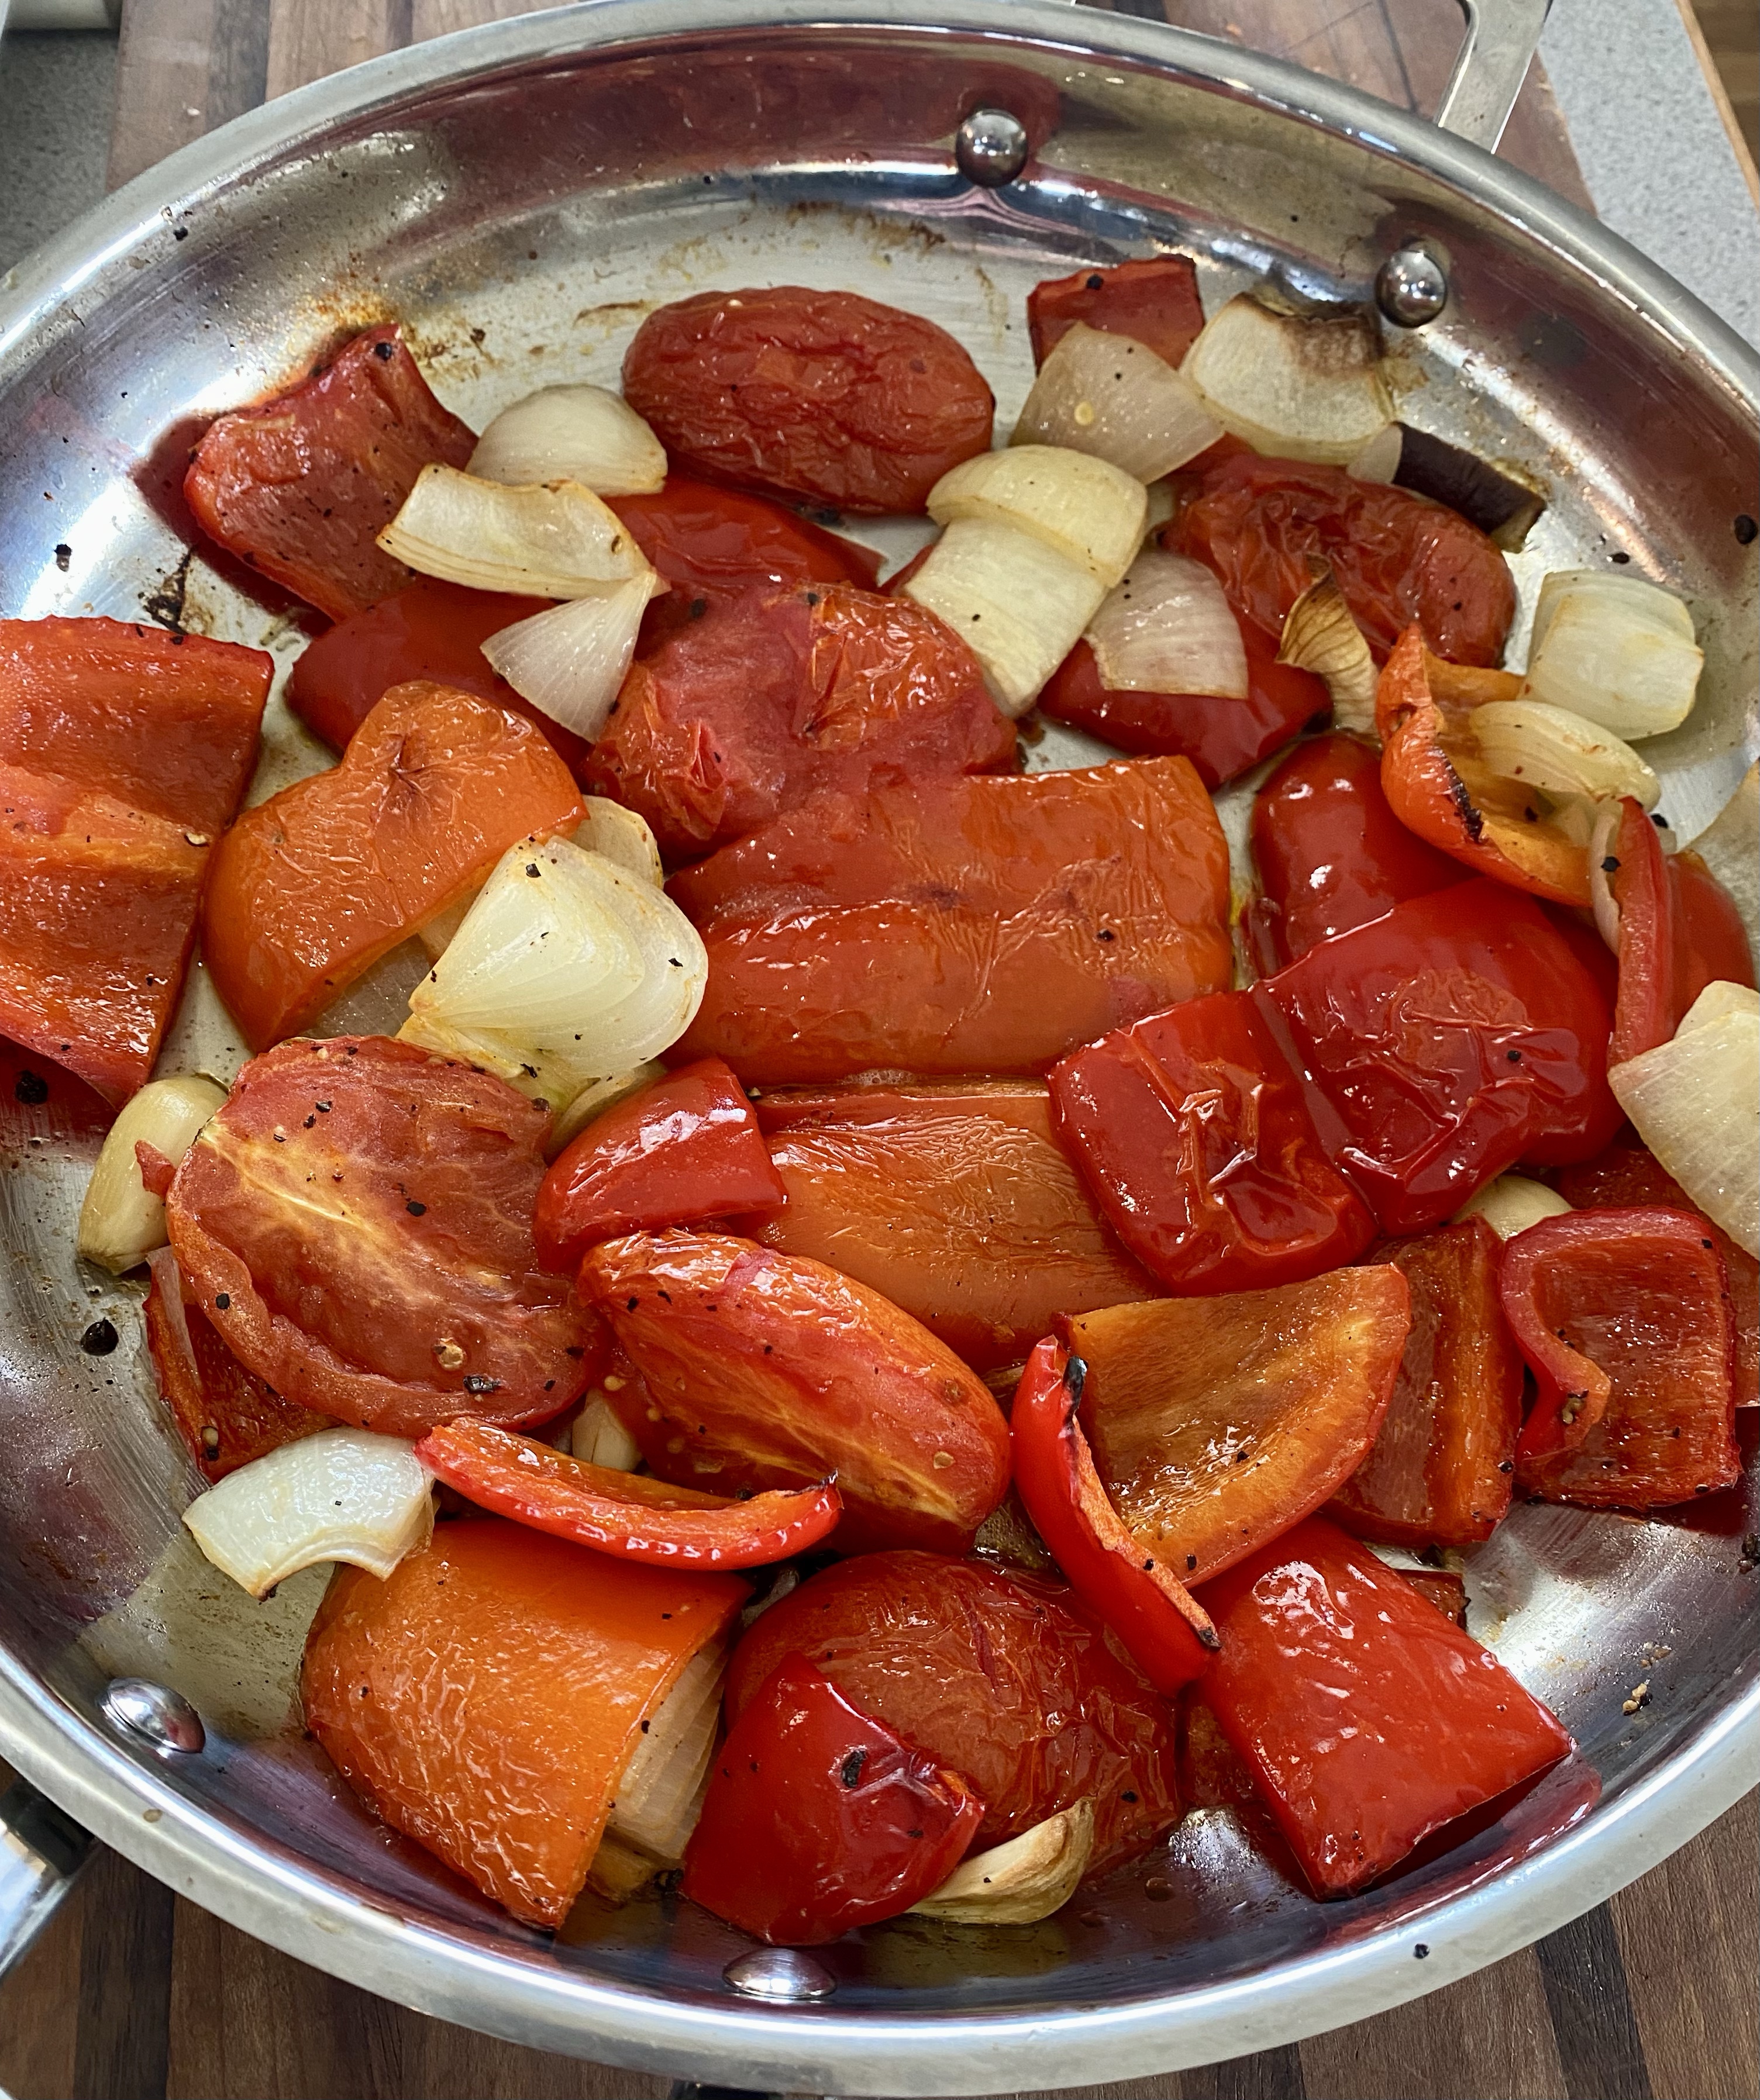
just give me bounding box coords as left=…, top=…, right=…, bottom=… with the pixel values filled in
left=681, top=1656, right=984, bottom=1944
left=1064, top=1268, right=1410, bottom=1580
left=1376, top=629, right=1589, bottom=906
left=1050, top=987, right=1376, bottom=1294
left=1672, top=850, right=1756, bottom=1008
left=1246, top=730, right=1465, bottom=970
left=1328, top=1218, right=1524, bottom=1545
left=1027, top=256, right=1207, bottom=368
left=1010, top=1336, right=1217, bottom=1694
left=535, top=1057, right=787, bottom=1274
left=1198, top=1516, right=1573, bottom=1896
left=1261, top=878, right=1622, bottom=1235
left=1506, top=1206, right=1740, bottom=1502
left=415, top=1419, right=839, bottom=1569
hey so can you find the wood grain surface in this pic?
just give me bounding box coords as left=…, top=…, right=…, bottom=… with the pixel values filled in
left=1, top=2, right=1751, bottom=2096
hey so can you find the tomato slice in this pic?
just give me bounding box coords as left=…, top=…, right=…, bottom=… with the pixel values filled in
left=415, top=1420, right=839, bottom=1569
left=1327, top=1218, right=1524, bottom=1545
left=1169, top=453, right=1516, bottom=667
left=574, top=1229, right=1010, bottom=1554
left=142, top=1247, right=328, bottom=1481
left=682, top=1656, right=983, bottom=1944
left=1051, top=987, right=1376, bottom=1294
left=1038, top=622, right=1325, bottom=788
left=1198, top=1516, right=1573, bottom=1897
left=669, top=758, right=1232, bottom=1084
left=584, top=581, right=1015, bottom=862
left=1065, top=1267, right=1410, bottom=1582
left=1506, top=1207, right=1740, bottom=1499
left=725, top=1549, right=1182, bottom=1872
left=202, top=682, right=582, bottom=1048
left=167, top=1036, right=601, bottom=1437
left=1027, top=256, right=1207, bottom=368
left=1247, top=730, right=1465, bottom=970
left=185, top=325, right=476, bottom=621
left=302, top=1518, right=745, bottom=1927
left=1261, top=878, right=1623, bottom=1235
left=284, top=577, right=587, bottom=771
left=743, top=1080, right=1157, bottom=1372
left=609, top=474, right=882, bottom=599
left=622, top=287, right=994, bottom=514
left=535, top=1057, right=785, bottom=1274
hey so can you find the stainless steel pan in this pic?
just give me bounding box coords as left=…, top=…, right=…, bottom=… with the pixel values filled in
left=0, top=4, right=1755, bottom=2091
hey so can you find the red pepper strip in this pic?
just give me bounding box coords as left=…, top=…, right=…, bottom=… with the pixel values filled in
left=415, top=1420, right=841, bottom=1570
left=1606, top=796, right=1678, bottom=1066
left=1377, top=626, right=1590, bottom=907
left=1010, top=1337, right=1217, bottom=1694
left=1500, top=1216, right=1616, bottom=1461
left=1026, top=256, right=1207, bottom=368
left=681, top=1656, right=984, bottom=1944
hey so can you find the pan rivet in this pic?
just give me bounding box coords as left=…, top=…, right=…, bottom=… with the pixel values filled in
left=100, top=1677, right=206, bottom=1756
left=955, top=107, right=1029, bottom=187
left=1375, top=243, right=1449, bottom=326
left=722, top=1947, right=837, bottom=2001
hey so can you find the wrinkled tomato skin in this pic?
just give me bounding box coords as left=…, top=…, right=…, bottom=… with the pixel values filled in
left=585, top=581, right=1015, bottom=862
left=576, top=1229, right=1010, bottom=1555
left=1262, top=879, right=1622, bottom=1235
left=609, top=475, right=882, bottom=604
left=1038, top=623, right=1325, bottom=789
left=726, top=1550, right=1183, bottom=1872
left=1248, top=732, right=1465, bottom=969
left=1027, top=256, right=1207, bottom=368
left=167, top=1036, right=601, bottom=1437
left=1051, top=988, right=1377, bottom=1295
left=1328, top=1218, right=1524, bottom=1545
left=1168, top=454, right=1516, bottom=667
left=1509, top=1207, right=1740, bottom=1508
left=534, top=1057, right=786, bottom=1274
left=185, top=325, right=476, bottom=622
left=683, top=1657, right=984, bottom=1945
left=624, top=288, right=993, bottom=515
left=1198, top=1516, right=1573, bottom=1898
left=1673, top=850, right=1756, bottom=1005
left=1551, top=1139, right=1757, bottom=1406
left=302, top=1518, right=744, bottom=1927
left=285, top=578, right=588, bottom=771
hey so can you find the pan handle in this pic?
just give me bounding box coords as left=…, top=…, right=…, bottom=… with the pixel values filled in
left=1433, top=0, right=1553, bottom=150
left=0, top=1776, right=95, bottom=1980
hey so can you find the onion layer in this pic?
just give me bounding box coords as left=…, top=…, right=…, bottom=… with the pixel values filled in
left=1454, top=1174, right=1573, bottom=1241
left=481, top=574, right=662, bottom=742
left=468, top=385, right=667, bottom=495
left=1522, top=572, right=1702, bottom=739
left=1276, top=565, right=1377, bottom=733
left=927, top=445, right=1147, bottom=589
left=571, top=1394, right=642, bottom=1471
left=606, top=1641, right=725, bottom=1864
left=1011, top=323, right=1222, bottom=483
left=909, top=1799, right=1095, bottom=1923
left=575, top=798, right=664, bottom=887
left=78, top=1074, right=228, bottom=1274
left=1182, top=295, right=1393, bottom=465
left=1471, top=700, right=1660, bottom=810
left=1085, top=549, right=1247, bottom=698
left=377, top=465, right=648, bottom=599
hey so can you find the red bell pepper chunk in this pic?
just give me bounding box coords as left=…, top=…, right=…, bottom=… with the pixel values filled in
left=1246, top=730, right=1465, bottom=970
left=415, top=1420, right=840, bottom=1569
left=1329, top=1218, right=1524, bottom=1545
left=1199, top=1515, right=1574, bottom=1897
left=1261, top=878, right=1623, bottom=1236
left=1026, top=256, right=1207, bottom=368
left=1672, top=850, right=1756, bottom=1009
left=1039, top=620, right=1327, bottom=791
left=1051, top=987, right=1376, bottom=1294
left=681, top=1656, right=984, bottom=1944
left=1506, top=1207, right=1740, bottom=1503
left=1010, top=1336, right=1217, bottom=1695
left=534, top=1057, right=787, bottom=1274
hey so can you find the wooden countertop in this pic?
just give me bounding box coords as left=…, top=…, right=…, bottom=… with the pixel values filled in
left=2, top=3, right=1756, bottom=2095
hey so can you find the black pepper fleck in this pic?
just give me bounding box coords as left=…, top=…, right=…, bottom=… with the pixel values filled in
left=407, top=1199, right=426, bottom=1216
left=80, top=1319, right=119, bottom=1356
left=13, top=1070, right=48, bottom=1105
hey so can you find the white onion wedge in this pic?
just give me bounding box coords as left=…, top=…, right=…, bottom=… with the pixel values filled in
left=480, top=574, right=662, bottom=742
left=78, top=1075, right=228, bottom=1274
left=1182, top=296, right=1393, bottom=465
left=1587, top=799, right=1624, bottom=953
left=468, top=385, right=667, bottom=495
left=909, top=1799, right=1095, bottom=1924
left=1276, top=566, right=1377, bottom=733
left=901, top=516, right=1106, bottom=715
left=1454, top=1174, right=1573, bottom=1241
left=546, top=1061, right=669, bottom=1158
left=182, top=1430, right=434, bottom=1599
left=927, top=446, right=1146, bottom=589
left=607, top=1642, right=725, bottom=1864
left=1471, top=699, right=1661, bottom=810
left=377, top=465, right=648, bottom=598
left=1522, top=573, right=1702, bottom=738
left=571, top=1394, right=642, bottom=1471
left=1085, top=549, right=1246, bottom=698
left=1346, top=422, right=1403, bottom=484
left=400, top=838, right=706, bottom=1107
left=575, top=798, right=664, bottom=887
left=1011, top=323, right=1222, bottom=484
left=1610, top=982, right=1759, bottom=1257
